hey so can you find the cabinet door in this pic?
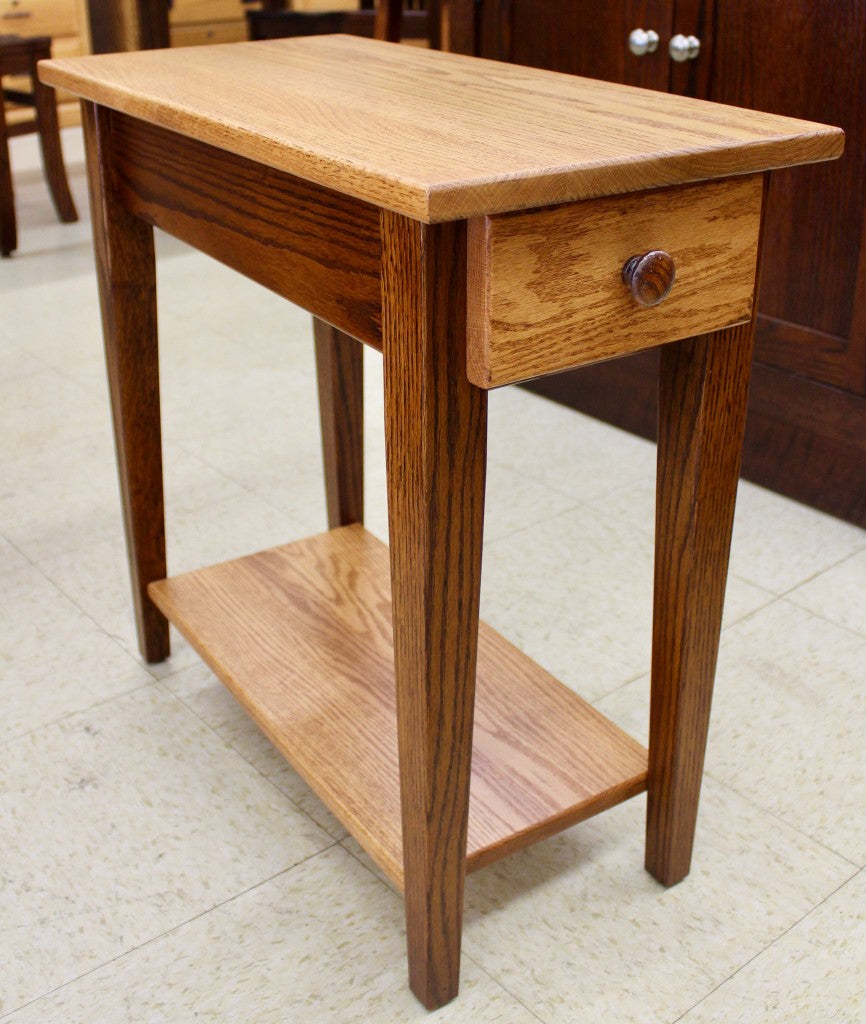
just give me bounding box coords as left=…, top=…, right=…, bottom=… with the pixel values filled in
left=707, top=0, right=866, bottom=395
left=481, top=0, right=673, bottom=91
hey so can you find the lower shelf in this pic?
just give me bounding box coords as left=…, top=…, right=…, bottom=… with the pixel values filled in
left=149, top=524, right=647, bottom=889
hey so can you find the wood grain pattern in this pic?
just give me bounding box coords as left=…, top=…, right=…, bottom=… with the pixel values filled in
left=381, top=212, right=484, bottom=1008
left=314, top=319, right=364, bottom=528
left=82, top=101, right=169, bottom=663
left=644, top=176, right=769, bottom=885
left=147, top=525, right=648, bottom=886
left=39, top=35, right=843, bottom=222
left=467, top=174, right=763, bottom=387
left=109, top=113, right=382, bottom=348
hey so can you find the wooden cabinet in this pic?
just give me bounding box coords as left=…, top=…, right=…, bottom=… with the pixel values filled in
left=169, top=0, right=255, bottom=47
left=482, top=0, right=866, bottom=527
left=1, top=0, right=90, bottom=126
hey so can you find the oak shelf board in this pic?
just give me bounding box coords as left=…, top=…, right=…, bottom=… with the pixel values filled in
left=148, top=524, right=648, bottom=888
left=40, top=35, right=843, bottom=222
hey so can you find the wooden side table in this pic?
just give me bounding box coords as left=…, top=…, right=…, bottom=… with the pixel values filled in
left=41, top=37, right=842, bottom=1009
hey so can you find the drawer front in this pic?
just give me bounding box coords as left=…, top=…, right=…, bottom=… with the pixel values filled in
left=467, top=174, right=764, bottom=389
left=169, top=0, right=253, bottom=26
left=170, top=20, right=248, bottom=47
left=0, top=0, right=78, bottom=37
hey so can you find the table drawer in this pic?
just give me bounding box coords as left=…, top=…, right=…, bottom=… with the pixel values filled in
left=170, top=20, right=248, bottom=47
left=0, top=0, right=78, bottom=37
left=169, top=0, right=252, bottom=25
left=467, top=174, right=764, bottom=389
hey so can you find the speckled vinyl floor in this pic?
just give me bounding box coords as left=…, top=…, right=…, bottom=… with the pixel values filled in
left=2, top=128, right=864, bottom=1024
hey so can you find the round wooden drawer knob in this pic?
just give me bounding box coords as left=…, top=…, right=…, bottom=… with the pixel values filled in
left=621, top=250, right=676, bottom=307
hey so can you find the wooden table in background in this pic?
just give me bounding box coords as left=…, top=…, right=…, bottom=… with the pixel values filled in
left=40, top=36, right=841, bottom=1009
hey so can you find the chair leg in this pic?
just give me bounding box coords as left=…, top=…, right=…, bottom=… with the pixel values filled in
left=0, top=105, right=16, bottom=256
left=314, top=317, right=364, bottom=528
left=32, top=62, right=78, bottom=224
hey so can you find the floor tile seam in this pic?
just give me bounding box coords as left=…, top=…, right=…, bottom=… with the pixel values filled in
left=461, top=950, right=549, bottom=1023
left=338, top=837, right=400, bottom=898
left=337, top=839, right=559, bottom=1023
left=159, top=444, right=323, bottom=531
left=486, top=454, right=651, bottom=507
left=755, top=545, right=866, bottom=603
left=589, top=668, right=651, bottom=709
left=6, top=357, right=106, bottom=406
left=0, top=424, right=115, bottom=473
left=482, top=456, right=583, bottom=503
left=780, top=592, right=866, bottom=643
left=782, top=542, right=866, bottom=586
left=670, top=866, right=863, bottom=1024
left=0, top=679, right=154, bottom=754
left=142, top=654, right=193, bottom=683
left=715, top=592, right=786, bottom=633
left=577, top=594, right=785, bottom=709
left=166, top=436, right=265, bottom=497
left=0, top=534, right=37, bottom=572
left=703, top=770, right=862, bottom=870
left=0, top=366, right=54, bottom=391
left=0, top=848, right=342, bottom=1023
left=152, top=680, right=345, bottom=848
left=31, top=556, right=155, bottom=665
left=41, top=359, right=107, bottom=401
left=725, top=571, right=777, bottom=604
left=480, top=499, right=588, bottom=548
left=479, top=497, right=618, bottom=558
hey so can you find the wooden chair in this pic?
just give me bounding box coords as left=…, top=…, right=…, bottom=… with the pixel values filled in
left=1, top=34, right=78, bottom=256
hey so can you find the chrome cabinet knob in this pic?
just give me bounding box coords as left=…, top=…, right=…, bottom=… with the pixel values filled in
left=622, top=250, right=676, bottom=307
left=628, top=28, right=659, bottom=56
left=669, top=33, right=701, bottom=62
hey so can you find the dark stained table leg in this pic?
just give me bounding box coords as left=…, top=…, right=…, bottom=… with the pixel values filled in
left=314, top=318, right=364, bottom=528
left=32, top=52, right=78, bottom=224
left=645, top=313, right=757, bottom=886
left=0, top=100, right=16, bottom=256
left=381, top=211, right=487, bottom=1009
left=82, top=101, right=169, bottom=664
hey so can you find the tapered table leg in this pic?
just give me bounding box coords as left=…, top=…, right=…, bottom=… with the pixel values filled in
left=381, top=211, right=487, bottom=1009
left=645, top=316, right=757, bottom=886
left=83, top=102, right=169, bottom=663
left=314, top=318, right=364, bottom=528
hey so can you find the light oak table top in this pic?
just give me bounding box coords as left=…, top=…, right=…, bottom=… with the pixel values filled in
left=41, top=34, right=842, bottom=222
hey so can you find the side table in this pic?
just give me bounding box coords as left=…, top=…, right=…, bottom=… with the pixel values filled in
left=40, top=36, right=842, bottom=1009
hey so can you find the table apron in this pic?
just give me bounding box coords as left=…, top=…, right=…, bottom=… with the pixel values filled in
left=106, top=109, right=383, bottom=348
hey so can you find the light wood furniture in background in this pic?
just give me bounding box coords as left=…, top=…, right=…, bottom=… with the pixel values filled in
left=0, top=33, right=77, bottom=254
left=1, top=0, right=89, bottom=126
left=41, top=36, right=841, bottom=1009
